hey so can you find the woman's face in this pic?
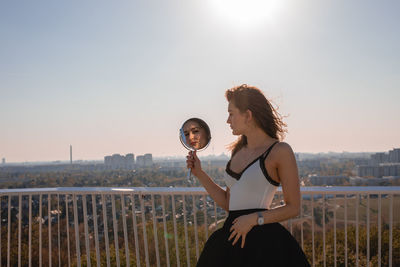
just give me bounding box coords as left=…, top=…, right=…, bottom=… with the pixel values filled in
left=183, top=121, right=208, bottom=150
left=226, top=101, right=248, bottom=136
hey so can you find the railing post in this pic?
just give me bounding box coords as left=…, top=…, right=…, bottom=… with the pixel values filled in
left=0, top=196, right=1, bottom=267
left=345, top=194, right=347, bottom=267
left=73, top=194, right=81, bottom=267
left=161, top=194, right=170, bottom=267
left=39, top=194, right=42, bottom=267
left=202, top=195, right=208, bottom=239
left=334, top=194, right=337, bottom=267
left=130, top=194, right=141, bottom=267
left=378, top=194, right=381, bottom=267
left=8, top=196, right=11, bottom=267
left=111, top=195, right=120, bottom=267
left=29, top=194, right=32, bottom=267
left=389, top=194, right=393, bottom=267
left=213, top=199, right=217, bottom=233
left=91, top=194, right=101, bottom=267
left=300, top=193, right=304, bottom=250
left=389, top=193, right=393, bottom=267
left=121, top=195, right=130, bottom=267
left=193, top=195, right=199, bottom=260
left=101, top=194, right=111, bottom=267
left=311, top=193, right=314, bottom=267
left=171, top=194, right=180, bottom=267
left=18, top=194, right=22, bottom=267
left=82, top=195, right=91, bottom=267
left=182, top=195, right=190, bottom=267
left=356, top=193, right=359, bottom=267
left=57, top=194, right=61, bottom=267
left=140, top=193, right=150, bottom=267
left=322, top=194, right=326, bottom=267
left=65, top=194, right=71, bottom=267
left=49, top=194, right=52, bottom=267
left=151, top=194, right=161, bottom=267
left=367, top=194, right=370, bottom=267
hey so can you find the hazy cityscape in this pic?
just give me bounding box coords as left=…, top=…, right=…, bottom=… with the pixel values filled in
left=1, top=146, right=399, bottom=187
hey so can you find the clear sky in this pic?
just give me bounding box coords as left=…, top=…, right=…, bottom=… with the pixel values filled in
left=1, top=0, right=399, bottom=162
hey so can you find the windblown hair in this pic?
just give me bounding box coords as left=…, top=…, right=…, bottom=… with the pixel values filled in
left=225, top=84, right=287, bottom=156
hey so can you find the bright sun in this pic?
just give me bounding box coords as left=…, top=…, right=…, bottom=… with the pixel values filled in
left=208, top=0, right=284, bottom=28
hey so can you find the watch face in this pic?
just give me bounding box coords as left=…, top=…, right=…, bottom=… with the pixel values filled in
left=258, top=217, right=263, bottom=225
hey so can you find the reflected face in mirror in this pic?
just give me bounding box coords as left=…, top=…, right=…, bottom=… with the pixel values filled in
left=183, top=121, right=207, bottom=150
left=181, top=118, right=211, bottom=151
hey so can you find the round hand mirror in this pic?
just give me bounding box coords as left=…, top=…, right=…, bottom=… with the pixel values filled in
left=179, top=118, right=211, bottom=180
left=179, top=118, right=211, bottom=152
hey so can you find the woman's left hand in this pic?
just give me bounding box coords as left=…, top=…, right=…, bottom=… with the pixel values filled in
left=228, top=213, right=256, bottom=248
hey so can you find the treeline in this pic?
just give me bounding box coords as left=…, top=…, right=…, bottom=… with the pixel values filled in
left=300, top=224, right=400, bottom=266
left=298, top=160, right=356, bottom=177
left=1, top=217, right=398, bottom=266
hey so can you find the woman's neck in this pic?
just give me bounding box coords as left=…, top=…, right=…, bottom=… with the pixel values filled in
left=244, top=127, right=275, bottom=150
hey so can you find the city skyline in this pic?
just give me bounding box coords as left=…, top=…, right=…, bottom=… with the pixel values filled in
left=2, top=146, right=398, bottom=164
left=1, top=0, right=399, bottom=162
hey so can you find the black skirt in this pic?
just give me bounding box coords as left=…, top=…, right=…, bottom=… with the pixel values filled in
left=197, top=208, right=310, bottom=267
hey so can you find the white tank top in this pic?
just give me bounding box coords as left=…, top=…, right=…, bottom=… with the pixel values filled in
left=223, top=142, right=280, bottom=211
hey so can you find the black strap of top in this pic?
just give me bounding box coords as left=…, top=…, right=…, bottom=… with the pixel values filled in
left=260, top=141, right=280, bottom=186
left=261, top=141, right=279, bottom=161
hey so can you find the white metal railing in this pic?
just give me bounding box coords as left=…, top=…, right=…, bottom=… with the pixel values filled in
left=0, top=186, right=398, bottom=267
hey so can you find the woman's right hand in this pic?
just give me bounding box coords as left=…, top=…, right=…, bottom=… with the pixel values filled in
left=186, top=150, right=203, bottom=177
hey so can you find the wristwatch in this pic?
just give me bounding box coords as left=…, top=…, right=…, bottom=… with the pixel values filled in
left=257, top=212, right=264, bottom=225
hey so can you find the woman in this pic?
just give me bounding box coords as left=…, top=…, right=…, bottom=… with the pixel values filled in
left=182, top=118, right=211, bottom=150
left=187, top=84, right=310, bottom=266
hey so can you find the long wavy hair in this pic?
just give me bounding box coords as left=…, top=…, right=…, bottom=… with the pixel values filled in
left=225, top=84, right=287, bottom=156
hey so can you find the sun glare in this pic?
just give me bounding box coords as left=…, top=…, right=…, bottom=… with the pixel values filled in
left=209, top=0, right=284, bottom=28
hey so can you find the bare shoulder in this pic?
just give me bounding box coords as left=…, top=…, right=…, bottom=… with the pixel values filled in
left=271, top=142, right=296, bottom=164
left=275, top=142, right=294, bottom=154
left=271, top=142, right=294, bottom=156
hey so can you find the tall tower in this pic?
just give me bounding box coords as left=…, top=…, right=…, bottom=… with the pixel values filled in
left=70, top=145, right=72, bottom=164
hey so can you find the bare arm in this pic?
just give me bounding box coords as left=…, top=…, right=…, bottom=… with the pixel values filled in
left=187, top=151, right=230, bottom=211
left=253, top=142, right=301, bottom=225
